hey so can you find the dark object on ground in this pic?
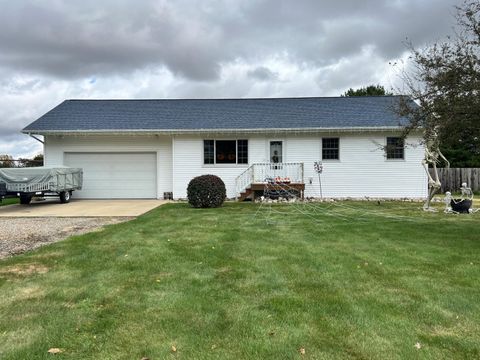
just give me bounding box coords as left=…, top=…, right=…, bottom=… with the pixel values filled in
left=20, top=194, right=32, bottom=205
left=59, top=191, right=71, bottom=203
left=451, top=199, right=472, bottom=214
left=187, top=175, right=226, bottom=208
left=264, top=189, right=295, bottom=200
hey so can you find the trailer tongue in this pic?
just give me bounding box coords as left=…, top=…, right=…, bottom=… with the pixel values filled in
left=0, top=166, right=83, bottom=205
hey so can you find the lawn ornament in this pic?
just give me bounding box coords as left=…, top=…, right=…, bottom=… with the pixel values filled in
left=445, top=183, right=476, bottom=214
left=462, top=183, right=479, bottom=213
left=460, top=182, right=473, bottom=201
left=314, top=161, right=323, bottom=199
left=444, top=192, right=455, bottom=213
left=451, top=198, right=473, bottom=214
left=449, top=182, right=474, bottom=214
left=422, top=130, right=449, bottom=211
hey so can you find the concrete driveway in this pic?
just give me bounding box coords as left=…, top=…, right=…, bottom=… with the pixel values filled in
left=0, top=199, right=168, bottom=217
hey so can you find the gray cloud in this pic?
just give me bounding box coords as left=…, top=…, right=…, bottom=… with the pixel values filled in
left=0, top=0, right=223, bottom=80
left=0, top=0, right=460, bottom=81
left=0, top=0, right=464, bottom=157
left=0, top=134, right=42, bottom=159
left=247, top=66, right=278, bottom=81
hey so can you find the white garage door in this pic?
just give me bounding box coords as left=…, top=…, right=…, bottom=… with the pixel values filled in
left=64, top=152, right=157, bottom=199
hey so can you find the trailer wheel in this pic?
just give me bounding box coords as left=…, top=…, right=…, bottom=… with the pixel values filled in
left=60, top=191, right=71, bottom=203
left=20, top=194, right=32, bottom=205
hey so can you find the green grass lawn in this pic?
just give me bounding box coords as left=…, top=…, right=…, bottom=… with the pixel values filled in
left=0, top=198, right=18, bottom=206
left=0, top=202, right=479, bottom=359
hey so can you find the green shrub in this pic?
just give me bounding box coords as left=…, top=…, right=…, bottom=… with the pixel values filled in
left=187, top=175, right=226, bottom=208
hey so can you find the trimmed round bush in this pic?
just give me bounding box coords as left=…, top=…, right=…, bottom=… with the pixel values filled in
left=187, top=174, right=226, bottom=208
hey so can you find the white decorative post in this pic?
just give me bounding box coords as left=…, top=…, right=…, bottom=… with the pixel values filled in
left=314, top=161, right=323, bottom=200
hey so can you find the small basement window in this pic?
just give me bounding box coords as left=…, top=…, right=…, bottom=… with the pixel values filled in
left=322, top=138, right=339, bottom=160
left=203, top=139, right=248, bottom=165
left=386, top=137, right=405, bottom=159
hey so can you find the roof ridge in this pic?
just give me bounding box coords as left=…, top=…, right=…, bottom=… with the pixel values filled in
left=65, top=95, right=404, bottom=102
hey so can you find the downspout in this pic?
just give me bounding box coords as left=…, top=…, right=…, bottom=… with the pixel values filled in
left=172, top=135, right=175, bottom=200
left=28, top=134, right=44, bottom=144
left=28, top=133, right=46, bottom=165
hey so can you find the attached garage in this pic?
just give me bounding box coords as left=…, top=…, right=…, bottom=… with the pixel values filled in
left=64, top=152, right=157, bottom=199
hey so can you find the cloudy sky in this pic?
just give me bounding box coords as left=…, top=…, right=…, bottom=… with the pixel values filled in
left=0, top=0, right=462, bottom=158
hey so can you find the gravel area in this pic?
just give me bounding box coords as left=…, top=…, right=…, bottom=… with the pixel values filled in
left=0, top=217, right=130, bottom=259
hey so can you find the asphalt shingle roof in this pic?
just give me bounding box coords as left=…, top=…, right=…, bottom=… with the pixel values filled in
left=22, top=96, right=412, bottom=133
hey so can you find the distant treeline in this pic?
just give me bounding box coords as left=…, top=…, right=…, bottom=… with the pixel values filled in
left=0, top=154, right=44, bottom=168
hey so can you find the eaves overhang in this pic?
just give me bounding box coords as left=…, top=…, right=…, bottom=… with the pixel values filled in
left=22, top=126, right=407, bottom=136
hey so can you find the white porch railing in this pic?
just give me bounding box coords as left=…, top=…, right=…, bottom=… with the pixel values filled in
left=235, top=162, right=304, bottom=195
left=235, top=165, right=255, bottom=196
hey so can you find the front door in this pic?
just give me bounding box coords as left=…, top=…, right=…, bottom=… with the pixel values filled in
left=270, top=141, right=283, bottom=163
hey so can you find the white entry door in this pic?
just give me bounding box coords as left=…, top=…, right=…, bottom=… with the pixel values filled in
left=64, top=152, right=157, bottom=199
left=270, top=141, right=283, bottom=163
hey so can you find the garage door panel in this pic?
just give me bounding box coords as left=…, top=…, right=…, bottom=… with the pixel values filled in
left=64, top=153, right=157, bottom=199
left=85, top=173, right=154, bottom=180
left=83, top=181, right=155, bottom=190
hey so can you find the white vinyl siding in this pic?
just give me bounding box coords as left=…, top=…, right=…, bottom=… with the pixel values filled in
left=286, top=133, right=426, bottom=198
left=44, top=132, right=427, bottom=200
left=172, top=133, right=426, bottom=199
left=44, top=135, right=172, bottom=199
left=173, top=135, right=266, bottom=198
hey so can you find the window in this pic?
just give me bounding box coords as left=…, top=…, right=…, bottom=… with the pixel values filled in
left=237, top=140, right=248, bottom=164
left=204, top=140, right=215, bottom=164
left=386, top=137, right=404, bottom=159
left=203, top=139, right=248, bottom=165
left=216, top=140, right=236, bottom=164
left=322, top=138, right=339, bottom=160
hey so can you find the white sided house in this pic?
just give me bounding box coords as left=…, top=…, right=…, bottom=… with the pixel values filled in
left=22, top=97, right=427, bottom=200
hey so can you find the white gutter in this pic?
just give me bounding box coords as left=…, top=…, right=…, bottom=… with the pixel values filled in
left=22, top=126, right=407, bottom=136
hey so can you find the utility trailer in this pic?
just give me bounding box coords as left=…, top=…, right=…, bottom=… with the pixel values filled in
left=0, top=167, right=83, bottom=205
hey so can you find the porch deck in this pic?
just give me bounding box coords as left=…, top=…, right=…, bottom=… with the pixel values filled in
left=235, top=162, right=305, bottom=201
left=238, top=182, right=305, bottom=201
